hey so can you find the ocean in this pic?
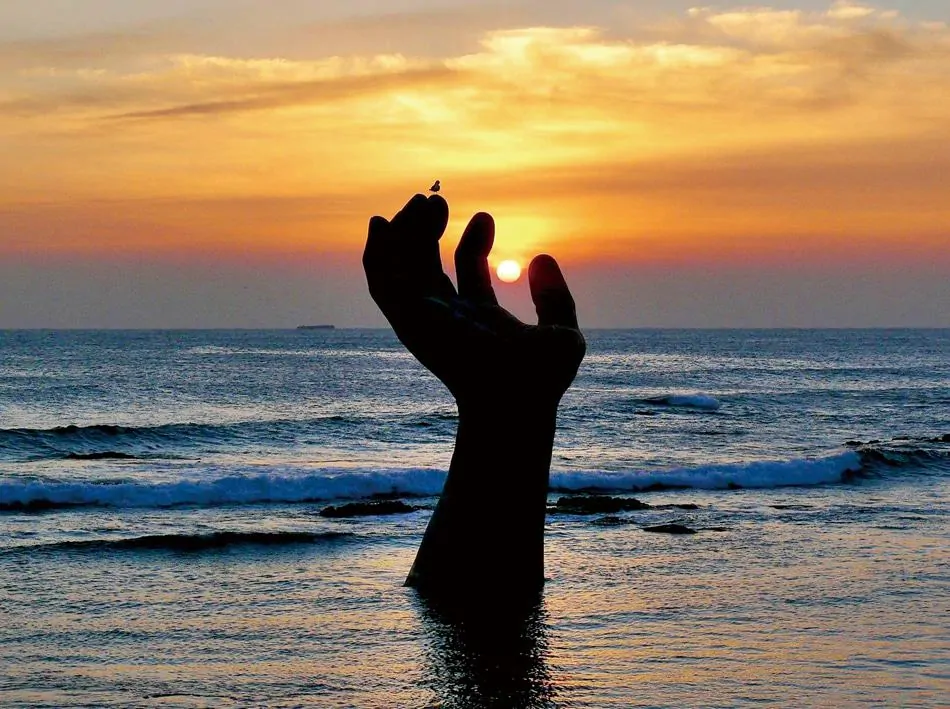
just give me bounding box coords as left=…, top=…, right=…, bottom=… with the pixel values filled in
left=1, top=328, right=948, bottom=707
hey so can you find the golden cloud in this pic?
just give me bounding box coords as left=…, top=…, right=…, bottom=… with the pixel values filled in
left=1, top=3, right=948, bottom=263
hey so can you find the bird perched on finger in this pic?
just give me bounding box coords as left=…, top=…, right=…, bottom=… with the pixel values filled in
left=429, top=180, right=441, bottom=193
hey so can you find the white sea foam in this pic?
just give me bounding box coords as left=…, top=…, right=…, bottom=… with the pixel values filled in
left=549, top=452, right=861, bottom=491
left=0, top=468, right=446, bottom=509
left=0, top=452, right=862, bottom=509
left=646, top=394, right=722, bottom=410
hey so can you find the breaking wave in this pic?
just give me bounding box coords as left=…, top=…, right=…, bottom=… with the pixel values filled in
left=0, top=451, right=875, bottom=512
left=549, top=452, right=861, bottom=492
left=0, top=468, right=447, bottom=511
left=642, top=394, right=722, bottom=411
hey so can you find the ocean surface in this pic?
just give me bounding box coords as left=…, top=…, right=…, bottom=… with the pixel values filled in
left=1, top=328, right=948, bottom=707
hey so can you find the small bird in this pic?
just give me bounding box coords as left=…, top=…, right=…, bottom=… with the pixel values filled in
left=429, top=180, right=441, bottom=193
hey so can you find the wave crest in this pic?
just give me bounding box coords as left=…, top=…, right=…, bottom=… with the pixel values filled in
left=0, top=468, right=446, bottom=511
left=0, top=452, right=868, bottom=512
left=642, top=394, right=722, bottom=411
left=0, top=414, right=458, bottom=461
left=550, top=452, right=860, bottom=492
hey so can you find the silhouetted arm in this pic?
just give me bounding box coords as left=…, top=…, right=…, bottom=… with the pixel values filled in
left=363, top=194, right=585, bottom=595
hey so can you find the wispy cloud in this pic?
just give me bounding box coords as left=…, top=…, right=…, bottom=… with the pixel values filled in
left=1, top=3, right=948, bottom=266
left=5, top=4, right=947, bottom=129
left=111, top=66, right=458, bottom=120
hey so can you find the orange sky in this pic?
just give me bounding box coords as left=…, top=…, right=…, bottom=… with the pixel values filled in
left=1, top=1, right=948, bottom=326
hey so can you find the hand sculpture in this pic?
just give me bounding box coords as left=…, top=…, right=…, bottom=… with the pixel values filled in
left=364, top=193, right=585, bottom=596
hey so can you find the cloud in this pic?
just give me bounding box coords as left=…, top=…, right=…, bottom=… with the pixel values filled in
left=827, top=2, right=877, bottom=21
left=0, top=3, right=944, bottom=138
left=1, top=3, right=948, bottom=270
left=111, top=65, right=458, bottom=120
left=3, top=3, right=946, bottom=123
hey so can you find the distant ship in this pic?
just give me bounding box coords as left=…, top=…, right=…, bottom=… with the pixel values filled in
left=296, top=325, right=335, bottom=330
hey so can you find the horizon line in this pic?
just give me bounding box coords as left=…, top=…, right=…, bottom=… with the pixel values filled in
left=3, top=326, right=949, bottom=332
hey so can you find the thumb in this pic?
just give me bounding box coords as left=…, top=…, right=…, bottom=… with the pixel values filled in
left=528, top=254, right=578, bottom=329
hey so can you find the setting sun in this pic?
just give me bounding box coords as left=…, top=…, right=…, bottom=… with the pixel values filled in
left=496, top=260, right=522, bottom=283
